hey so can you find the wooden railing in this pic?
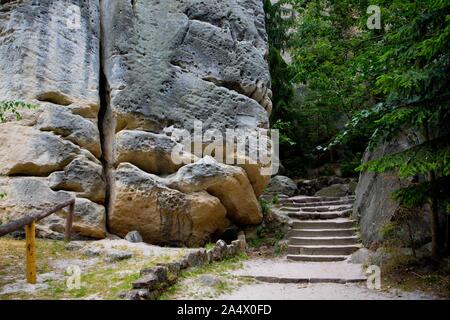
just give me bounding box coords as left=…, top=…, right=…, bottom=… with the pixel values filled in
left=0, top=199, right=75, bottom=284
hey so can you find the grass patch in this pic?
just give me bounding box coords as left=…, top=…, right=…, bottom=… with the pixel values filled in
left=0, top=238, right=191, bottom=300
left=378, top=248, right=450, bottom=298
left=248, top=225, right=287, bottom=257
left=160, top=254, right=250, bottom=300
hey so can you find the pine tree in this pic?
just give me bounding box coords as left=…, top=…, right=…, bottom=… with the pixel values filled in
left=340, top=0, right=450, bottom=259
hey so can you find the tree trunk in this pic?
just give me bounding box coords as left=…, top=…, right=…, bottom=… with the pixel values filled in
left=445, top=213, right=450, bottom=256
left=428, top=171, right=440, bottom=260
left=406, top=220, right=416, bottom=259
left=423, top=123, right=441, bottom=260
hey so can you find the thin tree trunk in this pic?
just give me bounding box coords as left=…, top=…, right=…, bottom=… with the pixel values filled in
left=445, top=213, right=450, bottom=256
left=428, top=170, right=440, bottom=260
left=406, top=220, right=416, bottom=259
left=423, top=124, right=440, bottom=260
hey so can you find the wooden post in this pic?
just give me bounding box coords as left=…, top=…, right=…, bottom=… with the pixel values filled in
left=64, top=201, right=75, bottom=242
left=25, top=220, right=36, bottom=284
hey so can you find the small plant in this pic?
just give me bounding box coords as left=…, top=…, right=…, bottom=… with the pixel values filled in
left=259, top=199, right=270, bottom=216
left=381, top=222, right=397, bottom=240
left=272, top=195, right=280, bottom=205
left=204, top=242, right=215, bottom=250
left=273, top=241, right=288, bottom=257
left=0, top=100, right=37, bottom=123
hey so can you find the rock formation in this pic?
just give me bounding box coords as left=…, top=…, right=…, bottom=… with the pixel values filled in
left=0, top=0, right=272, bottom=246
left=353, top=132, right=430, bottom=246
left=0, top=0, right=105, bottom=239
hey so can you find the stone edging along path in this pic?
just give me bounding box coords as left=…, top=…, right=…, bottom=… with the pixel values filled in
left=122, top=238, right=247, bottom=300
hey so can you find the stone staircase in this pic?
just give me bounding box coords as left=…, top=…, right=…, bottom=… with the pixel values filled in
left=279, top=196, right=361, bottom=262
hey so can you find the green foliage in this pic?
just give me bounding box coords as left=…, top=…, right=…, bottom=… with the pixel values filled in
left=265, top=0, right=380, bottom=175
left=352, top=1, right=450, bottom=213
left=271, top=195, right=280, bottom=205
left=267, top=1, right=449, bottom=255
left=340, top=153, right=363, bottom=178
left=248, top=224, right=286, bottom=256
left=323, top=0, right=450, bottom=256
left=287, top=0, right=378, bottom=151
left=259, top=198, right=271, bottom=216
left=0, top=100, right=37, bottom=123
left=359, top=140, right=450, bottom=179
left=264, top=0, right=312, bottom=175
left=303, top=0, right=450, bottom=212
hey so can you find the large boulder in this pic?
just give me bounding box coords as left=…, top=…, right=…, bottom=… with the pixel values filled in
left=35, top=105, right=102, bottom=158
left=48, top=157, right=106, bottom=204
left=0, top=124, right=81, bottom=176
left=166, top=157, right=263, bottom=225
left=353, top=132, right=430, bottom=246
left=109, top=164, right=230, bottom=247
left=264, top=176, right=298, bottom=197
left=115, top=130, right=196, bottom=176
left=0, top=0, right=100, bottom=105
left=315, top=184, right=350, bottom=197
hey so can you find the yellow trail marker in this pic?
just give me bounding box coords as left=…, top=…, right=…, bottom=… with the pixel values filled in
left=25, top=220, right=36, bottom=284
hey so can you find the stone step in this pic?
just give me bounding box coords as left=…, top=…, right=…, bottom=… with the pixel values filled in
left=288, top=210, right=352, bottom=220
left=280, top=199, right=354, bottom=208
left=287, top=254, right=348, bottom=262
left=289, top=236, right=359, bottom=246
left=289, top=228, right=358, bottom=238
left=240, top=275, right=367, bottom=284
left=294, top=205, right=353, bottom=213
left=281, top=205, right=352, bottom=213
left=281, top=196, right=355, bottom=205
left=288, top=244, right=361, bottom=256
left=280, top=197, right=341, bottom=204
left=292, top=220, right=356, bottom=230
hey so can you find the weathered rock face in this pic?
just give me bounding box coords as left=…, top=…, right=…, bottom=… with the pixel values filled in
left=0, top=0, right=271, bottom=246
left=101, top=0, right=270, bottom=245
left=0, top=0, right=105, bottom=239
left=353, top=132, right=430, bottom=246
left=101, top=0, right=271, bottom=134
left=0, top=0, right=100, bottom=106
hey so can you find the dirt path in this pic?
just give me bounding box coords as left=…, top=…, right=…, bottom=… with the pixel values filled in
left=228, top=259, right=367, bottom=282
left=216, top=282, right=437, bottom=300
left=220, top=258, right=439, bottom=300
left=167, top=257, right=440, bottom=300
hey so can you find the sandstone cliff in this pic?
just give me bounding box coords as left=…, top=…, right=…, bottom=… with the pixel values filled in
left=0, top=0, right=272, bottom=246
left=353, top=132, right=431, bottom=246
